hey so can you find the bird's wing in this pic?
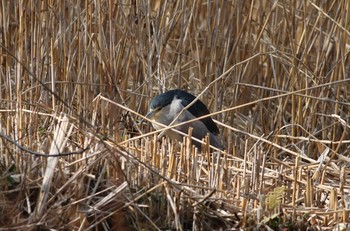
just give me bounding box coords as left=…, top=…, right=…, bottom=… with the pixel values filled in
left=179, top=92, right=220, bottom=135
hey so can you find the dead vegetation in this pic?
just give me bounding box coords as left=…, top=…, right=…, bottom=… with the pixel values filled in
left=0, top=0, right=350, bottom=230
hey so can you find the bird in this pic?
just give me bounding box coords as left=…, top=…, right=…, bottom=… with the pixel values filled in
left=145, top=89, right=223, bottom=151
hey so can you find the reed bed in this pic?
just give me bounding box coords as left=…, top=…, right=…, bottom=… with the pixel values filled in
left=0, top=0, right=350, bottom=230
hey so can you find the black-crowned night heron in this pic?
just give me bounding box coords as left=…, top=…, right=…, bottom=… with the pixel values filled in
left=145, top=89, right=223, bottom=151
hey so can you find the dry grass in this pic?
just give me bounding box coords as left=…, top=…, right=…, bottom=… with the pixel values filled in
left=1, top=0, right=350, bottom=230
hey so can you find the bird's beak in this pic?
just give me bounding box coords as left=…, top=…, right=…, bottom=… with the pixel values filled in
left=145, top=110, right=154, bottom=119
left=140, top=110, right=154, bottom=124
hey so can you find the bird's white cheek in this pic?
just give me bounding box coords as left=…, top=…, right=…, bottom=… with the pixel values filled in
left=151, top=122, right=163, bottom=130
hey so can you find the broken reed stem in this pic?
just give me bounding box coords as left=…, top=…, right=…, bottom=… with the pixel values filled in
left=1, top=0, right=350, bottom=229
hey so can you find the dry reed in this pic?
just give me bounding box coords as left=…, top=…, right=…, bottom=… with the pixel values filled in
left=0, top=0, right=350, bottom=230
